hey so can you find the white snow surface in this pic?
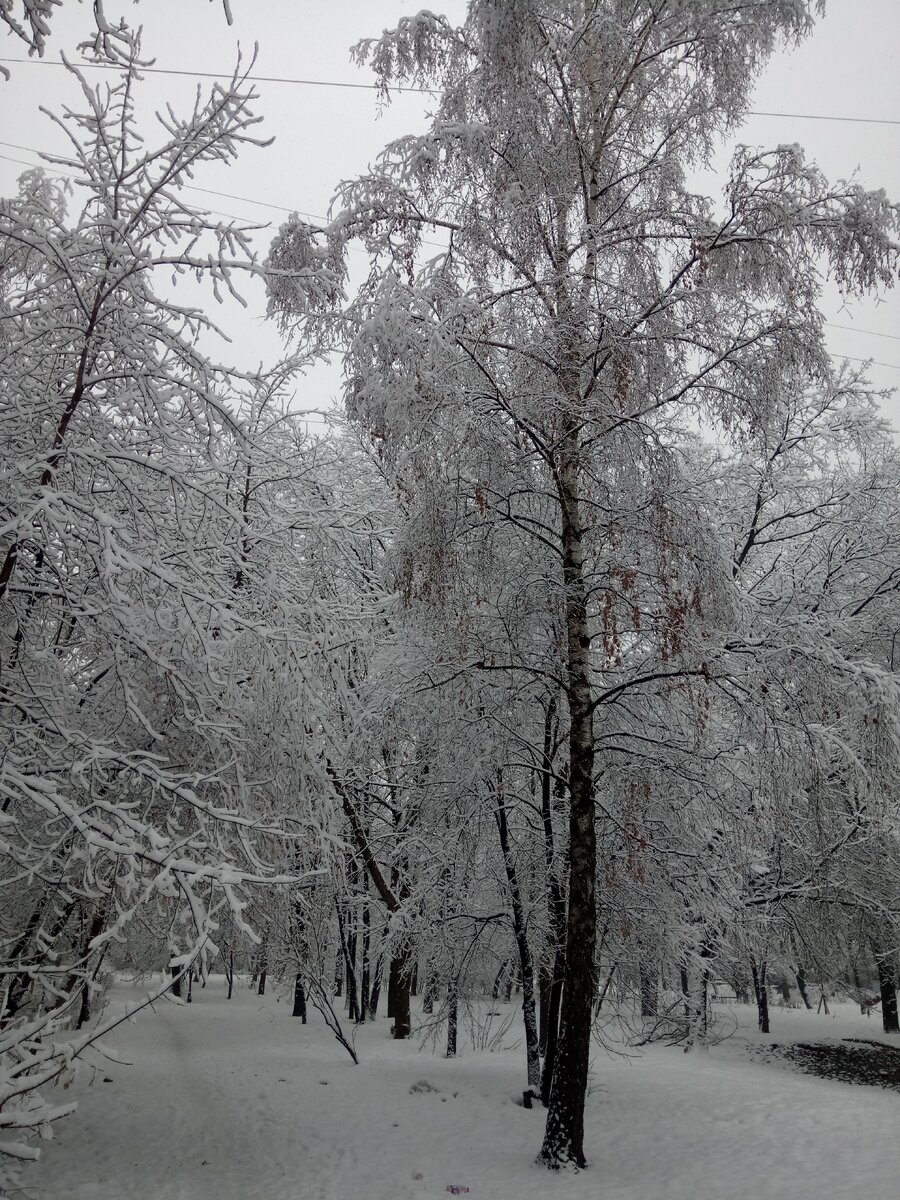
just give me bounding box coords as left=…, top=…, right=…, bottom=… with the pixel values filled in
left=33, top=981, right=900, bottom=1200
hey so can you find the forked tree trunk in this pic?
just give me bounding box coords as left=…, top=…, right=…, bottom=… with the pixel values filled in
left=336, top=905, right=360, bottom=1023
left=327, top=765, right=412, bottom=1038
left=538, top=694, right=567, bottom=1106
left=538, top=430, right=596, bottom=1170
left=493, top=779, right=541, bottom=1094
left=751, top=960, right=769, bottom=1034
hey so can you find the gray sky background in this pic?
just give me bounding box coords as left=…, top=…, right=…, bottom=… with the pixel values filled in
left=2, top=1, right=898, bottom=428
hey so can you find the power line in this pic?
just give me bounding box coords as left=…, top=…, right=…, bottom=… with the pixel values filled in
left=0, top=57, right=440, bottom=94
left=830, top=350, right=900, bottom=369
left=748, top=110, right=900, bottom=127
left=2, top=152, right=898, bottom=372
left=0, top=140, right=317, bottom=220
left=1, top=58, right=898, bottom=126
left=825, top=322, right=900, bottom=343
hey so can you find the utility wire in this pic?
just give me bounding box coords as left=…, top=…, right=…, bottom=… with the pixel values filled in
left=6, top=137, right=899, bottom=351
left=0, top=57, right=442, bottom=94
left=825, top=322, right=900, bottom=343
left=1, top=155, right=898, bottom=371
left=0, top=58, right=898, bottom=126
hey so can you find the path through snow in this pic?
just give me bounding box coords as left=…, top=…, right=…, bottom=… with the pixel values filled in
left=33, top=981, right=900, bottom=1200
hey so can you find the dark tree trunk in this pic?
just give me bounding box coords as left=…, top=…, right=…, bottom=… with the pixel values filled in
left=292, top=971, right=307, bottom=1021
left=170, top=961, right=183, bottom=999
left=5, top=897, right=77, bottom=1021
left=410, top=961, right=419, bottom=997
left=336, top=904, right=359, bottom=1022
left=255, top=933, right=268, bottom=996
left=187, top=966, right=194, bottom=1004
left=539, top=962, right=551, bottom=1053
left=492, top=960, right=508, bottom=1003
left=540, top=947, right=565, bottom=1107
left=333, top=944, right=343, bottom=998
left=346, top=927, right=358, bottom=1018
left=538, top=693, right=568, bottom=1108
left=389, top=945, right=412, bottom=1039
left=493, top=777, right=541, bottom=1094
left=777, top=975, right=791, bottom=1005
left=387, top=954, right=397, bottom=1018
left=359, top=902, right=371, bottom=1023
left=874, top=945, right=899, bottom=1034
left=594, top=961, right=617, bottom=1016
left=369, top=954, right=383, bottom=1018
left=75, top=910, right=107, bottom=1029
left=446, top=976, right=458, bottom=1058
left=794, top=964, right=811, bottom=1010
left=327, top=766, right=411, bottom=1037
left=226, top=949, right=234, bottom=1000
left=538, top=432, right=596, bottom=1170
left=751, top=960, right=769, bottom=1033
left=639, top=955, right=658, bottom=1018
left=422, top=965, right=438, bottom=1016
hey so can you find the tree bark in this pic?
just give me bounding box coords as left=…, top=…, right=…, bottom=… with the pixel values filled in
left=336, top=904, right=360, bottom=1023
left=359, top=901, right=371, bottom=1022
left=639, top=954, right=658, bottom=1018
left=538, top=429, right=596, bottom=1170
left=493, top=779, right=541, bottom=1094
left=292, top=971, right=307, bottom=1021
left=873, top=944, right=899, bottom=1034
left=539, top=706, right=567, bottom=1105
left=327, top=765, right=411, bottom=1038
left=369, top=954, right=383, bottom=1018
left=422, top=964, right=437, bottom=1016
left=751, top=960, right=769, bottom=1034
left=389, top=946, right=412, bottom=1039
left=446, top=975, right=458, bottom=1058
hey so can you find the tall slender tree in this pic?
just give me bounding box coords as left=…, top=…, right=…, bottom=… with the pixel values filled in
left=267, top=0, right=897, bottom=1167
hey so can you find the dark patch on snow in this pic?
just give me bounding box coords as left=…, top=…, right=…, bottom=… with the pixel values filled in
left=409, top=1079, right=440, bottom=1094
left=751, top=1038, right=900, bottom=1091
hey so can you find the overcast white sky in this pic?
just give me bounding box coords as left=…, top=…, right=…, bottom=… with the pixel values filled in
left=1, top=0, right=898, bottom=428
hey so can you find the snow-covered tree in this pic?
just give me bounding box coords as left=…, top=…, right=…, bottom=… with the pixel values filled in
left=0, top=45, right=327, bottom=1180
left=267, top=0, right=898, bottom=1168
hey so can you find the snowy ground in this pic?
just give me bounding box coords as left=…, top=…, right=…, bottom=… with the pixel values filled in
left=31, top=979, right=900, bottom=1200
